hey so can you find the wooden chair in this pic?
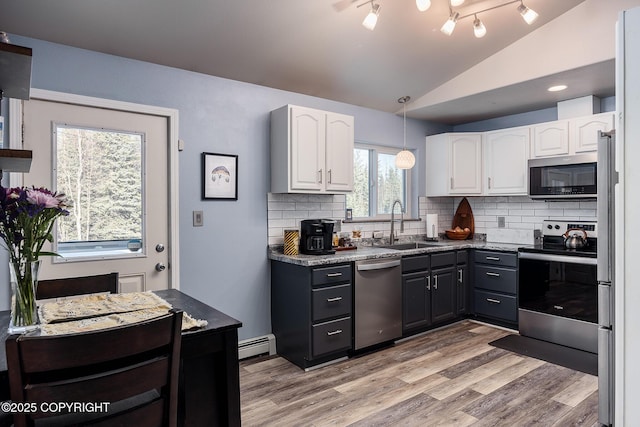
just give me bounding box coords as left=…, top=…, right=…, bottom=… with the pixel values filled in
left=6, top=309, right=183, bottom=427
left=36, top=272, right=119, bottom=300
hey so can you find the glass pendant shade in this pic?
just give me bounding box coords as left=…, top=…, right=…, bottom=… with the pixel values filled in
left=450, top=0, right=465, bottom=6
left=395, top=149, right=416, bottom=169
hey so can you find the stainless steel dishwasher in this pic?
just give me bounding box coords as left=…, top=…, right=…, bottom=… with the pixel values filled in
left=354, top=257, right=402, bottom=350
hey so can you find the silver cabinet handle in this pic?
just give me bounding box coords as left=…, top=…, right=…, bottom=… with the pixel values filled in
left=486, top=272, right=500, bottom=277
left=458, top=268, right=463, bottom=283
left=328, top=169, right=332, bottom=183
left=450, top=177, right=454, bottom=189
left=488, top=177, right=492, bottom=189
left=487, top=298, right=501, bottom=304
left=554, top=305, right=564, bottom=310
left=486, top=256, right=500, bottom=261
left=426, top=275, right=431, bottom=291
left=434, top=275, right=438, bottom=290
left=318, top=169, right=323, bottom=183
left=327, top=329, right=343, bottom=336
left=326, top=297, right=343, bottom=302
left=326, top=272, right=343, bottom=277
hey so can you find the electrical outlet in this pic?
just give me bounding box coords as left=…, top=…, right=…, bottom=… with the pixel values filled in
left=193, top=210, right=203, bottom=227
left=498, top=216, right=505, bottom=228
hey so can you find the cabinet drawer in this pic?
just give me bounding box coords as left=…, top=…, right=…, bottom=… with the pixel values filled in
left=474, top=290, right=517, bottom=322
left=312, top=265, right=352, bottom=286
left=431, top=252, right=455, bottom=269
left=402, top=255, right=429, bottom=273
left=312, top=284, right=352, bottom=322
left=475, top=265, right=517, bottom=294
left=474, top=250, right=517, bottom=267
left=456, top=250, right=468, bottom=265
left=312, top=317, right=352, bottom=357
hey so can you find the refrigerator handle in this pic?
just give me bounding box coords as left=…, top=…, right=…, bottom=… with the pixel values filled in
left=597, top=132, right=614, bottom=283
left=598, top=328, right=612, bottom=426
left=599, top=284, right=612, bottom=327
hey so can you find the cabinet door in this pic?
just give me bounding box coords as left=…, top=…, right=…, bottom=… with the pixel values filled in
left=425, top=134, right=449, bottom=197
left=457, top=263, right=468, bottom=316
left=449, top=134, right=482, bottom=194
left=532, top=120, right=569, bottom=157
left=325, top=112, right=354, bottom=192
left=572, top=113, right=614, bottom=153
left=290, top=106, right=325, bottom=192
left=431, top=267, right=456, bottom=323
left=484, top=127, right=529, bottom=195
left=402, top=272, right=431, bottom=331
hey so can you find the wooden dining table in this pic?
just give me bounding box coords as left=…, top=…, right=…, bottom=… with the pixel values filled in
left=0, top=289, right=243, bottom=427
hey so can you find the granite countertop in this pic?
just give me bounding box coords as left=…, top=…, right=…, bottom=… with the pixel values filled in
left=268, top=240, right=532, bottom=266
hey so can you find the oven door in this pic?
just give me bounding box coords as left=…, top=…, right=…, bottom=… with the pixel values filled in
left=518, top=251, right=598, bottom=353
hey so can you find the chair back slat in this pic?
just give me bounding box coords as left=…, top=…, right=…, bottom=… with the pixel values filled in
left=6, top=309, right=182, bottom=427
left=36, top=272, right=119, bottom=300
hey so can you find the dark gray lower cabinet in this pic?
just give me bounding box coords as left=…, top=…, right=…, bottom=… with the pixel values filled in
left=472, top=249, right=518, bottom=327
left=402, top=252, right=458, bottom=334
left=271, top=261, right=352, bottom=369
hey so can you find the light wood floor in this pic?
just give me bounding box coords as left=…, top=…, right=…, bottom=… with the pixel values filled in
left=239, top=320, right=598, bottom=426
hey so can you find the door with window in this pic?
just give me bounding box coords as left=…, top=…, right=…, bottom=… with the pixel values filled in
left=19, top=95, right=174, bottom=292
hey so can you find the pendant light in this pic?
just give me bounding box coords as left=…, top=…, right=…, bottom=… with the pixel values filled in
left=395, top=96, right=415, bottom=170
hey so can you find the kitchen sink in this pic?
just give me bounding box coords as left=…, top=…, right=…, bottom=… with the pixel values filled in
left=380, top=242, right=443, bottom=250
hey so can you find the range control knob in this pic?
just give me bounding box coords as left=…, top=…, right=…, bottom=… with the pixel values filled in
left=555, top=225, right=561, bottom=229
left=547, top=224, right=553, bottom=229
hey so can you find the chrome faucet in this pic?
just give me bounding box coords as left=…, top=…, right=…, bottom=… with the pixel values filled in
left=390, top=199, right=404, bottom=244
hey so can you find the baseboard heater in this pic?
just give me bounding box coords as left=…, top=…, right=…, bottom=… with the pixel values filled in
left=237, top=334, right=276, bottom=360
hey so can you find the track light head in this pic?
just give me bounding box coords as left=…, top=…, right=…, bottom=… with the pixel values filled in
left=473, top=16, right=486, bottom=38
left=362, top=3, right=381, bottom=30
left=440, top=11, right=459, bottom=36
left=518, top=2, right=538, bottom=25
left=415, top=0, right=431, bottom=12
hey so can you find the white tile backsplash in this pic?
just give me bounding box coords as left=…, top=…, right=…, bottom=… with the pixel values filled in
left=266, top=193, right=596, bottom=245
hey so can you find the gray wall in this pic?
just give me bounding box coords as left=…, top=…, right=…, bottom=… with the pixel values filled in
left=3, top=35, right=448, bottom=340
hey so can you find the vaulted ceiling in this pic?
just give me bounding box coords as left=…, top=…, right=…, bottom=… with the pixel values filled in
left=0, top=0, right=634, bottom=123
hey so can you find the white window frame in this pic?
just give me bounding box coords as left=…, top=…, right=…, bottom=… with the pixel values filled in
left=348, top=142, right=412, bottom=220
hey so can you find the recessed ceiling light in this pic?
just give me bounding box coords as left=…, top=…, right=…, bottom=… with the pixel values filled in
left=548, top=85, right=568, bottom=92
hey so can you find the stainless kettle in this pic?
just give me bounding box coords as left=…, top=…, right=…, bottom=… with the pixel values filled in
left=563, top=228, right=588, bottom=249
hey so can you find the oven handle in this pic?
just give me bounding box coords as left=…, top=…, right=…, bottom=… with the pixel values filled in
left=518, top=251, right=597, bottom=265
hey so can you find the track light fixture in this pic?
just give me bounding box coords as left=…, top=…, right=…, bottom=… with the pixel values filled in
left=357, top=0, right=538, bottom=40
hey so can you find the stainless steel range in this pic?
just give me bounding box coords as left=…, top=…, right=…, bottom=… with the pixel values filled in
left=517, top=220, right=598, bottom=353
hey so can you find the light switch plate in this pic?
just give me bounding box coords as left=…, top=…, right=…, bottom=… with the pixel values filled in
left=193, top=210, right=203, bottom=227
left=498, top=216, right=505, bottom=228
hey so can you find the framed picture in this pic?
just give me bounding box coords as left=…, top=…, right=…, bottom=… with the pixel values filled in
left=202, top=152, right=238, bottom=200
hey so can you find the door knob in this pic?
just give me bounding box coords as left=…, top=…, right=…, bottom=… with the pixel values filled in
left=155, top=263, right=166, bottom=272
left=155, top=244, right=165, bottom=253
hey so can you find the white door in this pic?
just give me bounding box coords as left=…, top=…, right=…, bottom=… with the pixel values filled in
left=449, top=134, right=482, bottom=194
left=19, top=93, right=176, bottom=292
left=484, top=127, right=530, bottom=195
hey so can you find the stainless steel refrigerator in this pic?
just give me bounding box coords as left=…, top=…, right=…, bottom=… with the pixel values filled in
left=597, top=130, right=617, bottom=427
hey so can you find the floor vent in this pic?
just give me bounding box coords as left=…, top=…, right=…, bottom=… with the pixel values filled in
left=238, top=334, right=276, bottom=360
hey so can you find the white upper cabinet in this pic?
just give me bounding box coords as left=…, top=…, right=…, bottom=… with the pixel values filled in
left=571, top=112, right=614, bottom=153
left=270, top=105, right=354, bottom=194
left=531, top=113, right=614, bottom=158
left=426, top=133, right=482, bottom=196
left=532, top=120, right=569, bottom=158
left=484, top=127, right=530, bottom=195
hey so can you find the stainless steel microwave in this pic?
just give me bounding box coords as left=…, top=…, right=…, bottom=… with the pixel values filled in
left=528, top=153, right=597, bottom=199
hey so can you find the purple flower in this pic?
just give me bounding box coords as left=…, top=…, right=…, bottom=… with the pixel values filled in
left=26, top=187, right=65, bottom=209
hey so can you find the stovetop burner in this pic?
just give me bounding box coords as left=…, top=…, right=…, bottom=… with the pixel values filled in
left=519, top=220, right=597, bottom=258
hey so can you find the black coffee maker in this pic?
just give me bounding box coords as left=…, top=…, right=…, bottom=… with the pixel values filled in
left=300, top=219, right=335, bottom=255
